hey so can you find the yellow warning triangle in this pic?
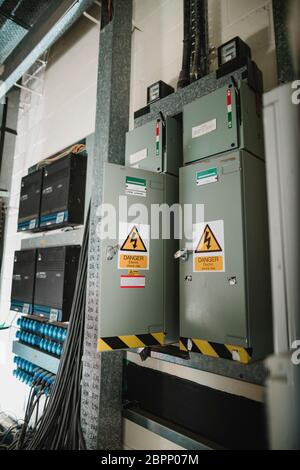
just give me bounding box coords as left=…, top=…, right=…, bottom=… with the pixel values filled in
left=121, top=226, right=147, bottom=252
left=195, top=224, right=222, bottom=253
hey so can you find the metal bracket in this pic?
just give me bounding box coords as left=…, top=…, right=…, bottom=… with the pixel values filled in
left=174, top=249, right=191, bottom=262
left=106, top=245, right=119, bottom=261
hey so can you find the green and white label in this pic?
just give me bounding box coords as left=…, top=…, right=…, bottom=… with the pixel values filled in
left=196, top=168, right=218, bottom=186
left=125, top=176, right=147, bottom=197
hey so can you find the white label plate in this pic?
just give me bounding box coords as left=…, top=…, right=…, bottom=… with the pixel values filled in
left=192, top=118, right=217, bottom=139
left=129, top=148, right=148, bottom=166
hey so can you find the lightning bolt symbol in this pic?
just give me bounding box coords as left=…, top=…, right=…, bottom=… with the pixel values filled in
left=130, top=231, right=138, bottom=249
left=204, top=230, right=211, bottom=250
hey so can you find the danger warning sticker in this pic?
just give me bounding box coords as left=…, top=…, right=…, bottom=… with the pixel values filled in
left=193, top=220, right=225, bottom=273
left=118, top=223, right=150, bottom=270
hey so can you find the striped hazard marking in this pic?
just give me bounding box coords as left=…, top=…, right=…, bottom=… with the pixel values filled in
left=180, top=337, right=253, bottom=364
left=98, top=332, right=165, bottom=352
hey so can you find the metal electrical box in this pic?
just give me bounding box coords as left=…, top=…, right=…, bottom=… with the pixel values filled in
left=98, top=163, right=178, bottom=352
left=183, top=82, right=264, bottom=164
left=179, top=150, right=272, bottom=363
left=18, top=169, right=43, bottom=231
left=125, top=117, right=182, bottom=175
left=34, top=245, right=80, bottom=322
left=40, top=154, right=87, bottom=229
left=11, top=249, right=37, bottom=313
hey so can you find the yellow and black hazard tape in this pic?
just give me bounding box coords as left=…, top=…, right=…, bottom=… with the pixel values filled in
left=98, top=332, right=165, bottom=352
left=180, top=337, right=253, bottom=364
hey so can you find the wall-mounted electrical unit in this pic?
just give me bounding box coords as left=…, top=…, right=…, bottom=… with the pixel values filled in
left=217, top=37, right=251, bottom=77
left=178, top=150, right=272, bottom=363
left=17, top=170, right=43, bottom=232
left=10, top=249, right=37, bottom=314
left=40, top=154, right=87, bottom=229
left=34, top=245, right=80, bottom=322
left=147, top=81, right=174, bottom=105
left=183, top=81, right=264, bottom=164
left=98, top=163, right=179, bottom=352
left=125, top=116, right=182, bottom=175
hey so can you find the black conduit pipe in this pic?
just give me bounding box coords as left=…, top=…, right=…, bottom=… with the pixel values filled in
left=177, top=0, right=192, bottom=89
left=191, top=0, right=209, bottom=82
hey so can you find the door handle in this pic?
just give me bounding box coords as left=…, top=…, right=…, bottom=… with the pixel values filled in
left=106, top=245, right=119, bottom=261
left=174, top=249, right=191, bottom=262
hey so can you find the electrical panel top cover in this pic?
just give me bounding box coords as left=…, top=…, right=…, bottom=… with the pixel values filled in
left=183, top=81, right=264, bottom=164
left=125, top=117, right=182, bottom=176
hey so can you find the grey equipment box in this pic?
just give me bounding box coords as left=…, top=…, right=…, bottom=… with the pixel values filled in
left=98, top=163, right=179, bottom=352
left=178, top=150, right=272, bottom=363
left=183, top=81, right=264, bottom=164
left=125, top=116, right=182, bottom=176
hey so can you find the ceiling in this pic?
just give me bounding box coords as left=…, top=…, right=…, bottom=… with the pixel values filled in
left=0, top=0, right=52, bottom=65
left=0, top=0, right=96, bottom=100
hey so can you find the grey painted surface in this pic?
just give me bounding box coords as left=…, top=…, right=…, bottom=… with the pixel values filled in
left=184, top=82, right=265, bottom=164
left=180, top=154, right=248, bottom=347
left=98, top=163, right=178, bottom=342
left=183, top=84, right=239, bottom=164
left=125, top=116, right=182, bottom=176
left=20, top=228, right=84, bottom=250
left=81, top=0, right=133, bottom=450
left=12, top=340, right=59, bottom=375
left=180, top=151, right=272, bottom=361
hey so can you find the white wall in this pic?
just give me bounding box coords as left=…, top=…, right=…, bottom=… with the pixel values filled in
left=130, top=0, right=277, bottom=120
left=0, top=15, right=99, bottom=323
left=0, top=13, right=100, bottom=418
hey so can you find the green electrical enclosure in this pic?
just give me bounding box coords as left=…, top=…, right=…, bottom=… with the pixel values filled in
left=125, top=117, right=182, bottom=175
left=98, top=163, right=178, bottom=352
left=183, top=82, right=265, bottom=164
left=179, top=150, right=273, bottom=363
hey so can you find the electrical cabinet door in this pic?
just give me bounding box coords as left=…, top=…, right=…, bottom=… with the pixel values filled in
left=180, top=153, right=247, bottom=347
left=179, top=150, right=272, bottom=360
left=126, top=119, right=163, bottom=173
left=183, top=84, right=239, bottom=164
left=98, top=163, right=178, bottom=351
left=183, top=82, right=265, bottom=165
left=125, top=117, right=182, bottom=176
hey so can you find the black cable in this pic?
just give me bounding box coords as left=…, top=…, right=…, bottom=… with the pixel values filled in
left=7, top=206, right=90, bottom=450
left=25, top=206, right=90, bottom=449
left=177, top=0, right=192, bottom=88
left=191, top=0, right=209, bottom=81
